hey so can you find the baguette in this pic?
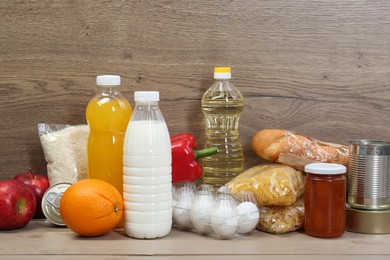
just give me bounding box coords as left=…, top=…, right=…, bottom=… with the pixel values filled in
left=251, top=129, right=349, bottom=171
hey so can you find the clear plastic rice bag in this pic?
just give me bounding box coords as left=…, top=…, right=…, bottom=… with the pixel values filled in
left=38, top=123, right=89, bottom=186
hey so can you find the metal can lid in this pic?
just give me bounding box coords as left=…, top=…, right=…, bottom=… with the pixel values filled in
left=41, top=182, right=72, bottom=226
left=349, top=140, right=390, bottom=156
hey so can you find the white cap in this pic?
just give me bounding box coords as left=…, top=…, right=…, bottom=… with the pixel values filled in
left=96, top=75, right=121, bottom=86
left=134, top=91, right=160, bottom=101
left=214, top=67, right=232, bottom=79
left=304, top=163, right=346, bottom=175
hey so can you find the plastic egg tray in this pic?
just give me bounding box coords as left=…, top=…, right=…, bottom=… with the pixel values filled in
left=172, top=183, right=260, bottom=240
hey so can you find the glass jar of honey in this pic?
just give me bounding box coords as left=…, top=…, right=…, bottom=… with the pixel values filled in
left=304, top=163, right=347, bottom=238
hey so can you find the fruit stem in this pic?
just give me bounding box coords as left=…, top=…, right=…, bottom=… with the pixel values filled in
left=193, top=147, right=218, bottom=159
left=114, top=205, right=119, bottom=213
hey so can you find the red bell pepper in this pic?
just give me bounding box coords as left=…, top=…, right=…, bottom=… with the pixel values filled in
left=171, top=133, right=218, bottom=183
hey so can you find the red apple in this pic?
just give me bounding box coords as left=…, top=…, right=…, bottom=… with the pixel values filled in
left=0, top=179, right=37, bottom=229
left=14, top=170, right=49, bottom=218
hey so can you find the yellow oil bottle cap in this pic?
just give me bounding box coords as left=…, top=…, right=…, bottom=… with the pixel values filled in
left=214, top=67, right=231, bottom=79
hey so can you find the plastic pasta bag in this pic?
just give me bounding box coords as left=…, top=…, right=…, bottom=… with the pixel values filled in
left=226, top=163, right=304, bottom=206
left=256, top=199, right=304, bottom=235
left=38, top=123, right=89, bottom=186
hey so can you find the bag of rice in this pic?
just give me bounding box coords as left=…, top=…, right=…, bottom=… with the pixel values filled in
left=38, top=123, right=89, bottom=186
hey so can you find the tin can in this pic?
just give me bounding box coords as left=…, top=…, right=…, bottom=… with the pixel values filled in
left=41, top=182, right=71, bottom=226
left=348, top=140, right=390, bottom=210
left=346, top=205, right=390, bottom=234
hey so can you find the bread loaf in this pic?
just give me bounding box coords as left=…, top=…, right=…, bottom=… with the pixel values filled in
left=251, top=129, right=349, bottom=171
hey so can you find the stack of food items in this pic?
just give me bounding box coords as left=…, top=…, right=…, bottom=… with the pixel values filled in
left=171, top=134, right=260, bottom=239
left=226, top=164, right=304, bottom=234
left=226, top=129, right=349, bottom=234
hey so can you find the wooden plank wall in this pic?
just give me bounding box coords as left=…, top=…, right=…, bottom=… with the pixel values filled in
left=1, top=0, right=389, bottom=179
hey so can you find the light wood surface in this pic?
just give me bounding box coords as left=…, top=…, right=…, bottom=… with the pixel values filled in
left=0, top=220, right=389, bottom=259
left=1, top=0, right=390, bottom=179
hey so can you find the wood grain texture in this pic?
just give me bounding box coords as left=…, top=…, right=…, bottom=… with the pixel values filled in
left=1, top=0, right=390, bottom=179
left=1, top=220, right=390, bottom=258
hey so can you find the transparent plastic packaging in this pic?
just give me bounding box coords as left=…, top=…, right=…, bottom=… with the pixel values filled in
left=38, top=123, right=89, bottom=186
left=257, top=199, right=304, bottom=235
left=123, top=91, right=172, bottom=239
left=190, top=188, right=215, bottom=234
left=252, top=129, right=350, bottom=171
left=173, top=183, right=259, bottom=240
left=86, top=75, right=132, bottom=196
left=201, top=67, right=244, bottom=188
left=173, top=182, right=196, bottom=230
left=226, top=163, right=305, bottom=206
left=235, top=191, right=260, bottom=234
left=211, top=193, right=239, bottom=239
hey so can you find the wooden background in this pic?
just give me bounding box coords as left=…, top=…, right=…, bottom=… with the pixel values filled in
left=1, top=0, right=389, bottom=180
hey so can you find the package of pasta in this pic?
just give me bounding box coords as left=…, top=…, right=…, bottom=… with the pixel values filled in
left=226, top=163, right=304, bottom=206
left=256, top=199, right=304, bottom=235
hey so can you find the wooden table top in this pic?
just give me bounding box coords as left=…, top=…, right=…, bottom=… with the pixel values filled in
left=1, top=220, right=390, bottom=259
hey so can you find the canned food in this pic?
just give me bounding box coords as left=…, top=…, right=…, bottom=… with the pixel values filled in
left=346, top=205, right=390, bottom=234
left=348, top=140, right=390, bottom=210
left=41, top=182, right=71, bottom=226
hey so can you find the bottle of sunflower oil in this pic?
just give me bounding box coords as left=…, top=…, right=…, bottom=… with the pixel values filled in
left=86, top=75, right=132, bottom=197
left=201, top=67, right=244, bottom=188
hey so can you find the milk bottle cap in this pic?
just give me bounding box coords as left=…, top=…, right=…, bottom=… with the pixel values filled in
left=134, top=91, right=160, bottom=102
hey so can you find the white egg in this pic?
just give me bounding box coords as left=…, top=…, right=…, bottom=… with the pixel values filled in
left=190, top=194, right=214, bottom=234
left=173, top=198, right=193, bottom=229
left=211, top=200, right=238, bottom=239
left=172, top=186, right=195, bottom=230
left=237, top=202, right=260, bottom=234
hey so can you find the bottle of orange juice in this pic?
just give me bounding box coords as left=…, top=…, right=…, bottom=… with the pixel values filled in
left=86, top=75, right=132, bottom=196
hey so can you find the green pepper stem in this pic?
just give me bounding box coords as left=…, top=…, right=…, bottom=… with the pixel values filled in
left=193, top=147, right=218, bottom=159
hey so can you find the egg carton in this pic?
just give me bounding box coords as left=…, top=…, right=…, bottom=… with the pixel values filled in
left=172, top=184, right=260, bottom=240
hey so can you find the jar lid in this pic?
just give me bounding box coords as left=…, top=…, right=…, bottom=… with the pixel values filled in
left=134, top=91, right=160, bottom=102
left=304, top=163, right=346, bottom=175
left=96, top=75, right=121, bottom=86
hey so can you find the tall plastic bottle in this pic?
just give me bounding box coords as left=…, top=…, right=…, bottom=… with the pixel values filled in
left=86, top=75, right=132, bottom=196
left=201, top=67, right=244, bottom=188
left=123, top=91, right=172, bottom=239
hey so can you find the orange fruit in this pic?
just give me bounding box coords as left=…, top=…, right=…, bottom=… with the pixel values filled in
left=59, top=179, right=123, bottom=237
